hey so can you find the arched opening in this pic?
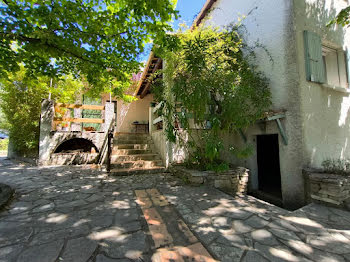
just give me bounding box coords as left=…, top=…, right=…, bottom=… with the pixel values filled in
left=54, top=138, right=99, bottom=153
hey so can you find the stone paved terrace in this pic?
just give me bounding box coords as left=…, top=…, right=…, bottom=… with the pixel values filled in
left=0, top=157, right=349, bottom=262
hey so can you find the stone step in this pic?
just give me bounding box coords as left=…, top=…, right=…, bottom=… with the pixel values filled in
left=115, top=132, right=149, bottom=137
left=111, top=160, right=163, bottom=169
left=111, top=154, right=160, bottom=162
left=109, top=167, right=166, bottom=176
left=114, top=144, right=152, bottom=150
left=114, top=134, right=151, bottom=141
left=114, top=139, right=151, bottom=145
left=112, top=149, right=153, bottom=155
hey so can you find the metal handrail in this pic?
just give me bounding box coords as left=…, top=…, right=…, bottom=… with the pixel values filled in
left=97, top=114, right=115, bottom=172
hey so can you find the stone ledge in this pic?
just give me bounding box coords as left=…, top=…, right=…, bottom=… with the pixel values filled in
left=170, top=165, right=249, bottom=196
left=49, top=153, right=98, bottom=166
left=304, top=170, right=350, bottom=210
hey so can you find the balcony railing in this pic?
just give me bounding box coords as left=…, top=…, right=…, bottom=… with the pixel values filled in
left=53, top=103, right=105, bottom=132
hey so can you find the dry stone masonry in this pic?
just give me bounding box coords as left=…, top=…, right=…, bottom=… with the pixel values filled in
left=304, top=170, right=350, bottom=210
left=170, top=166, right=249, bottom=196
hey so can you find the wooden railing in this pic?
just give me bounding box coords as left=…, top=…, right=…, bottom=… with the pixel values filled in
left=55, top=103, right=105, bottom=110
left=152, top=101, right=187, bottom=131
left=53, top=103, right=105, bottom=131
left=152, top=101, right=164, bottom=130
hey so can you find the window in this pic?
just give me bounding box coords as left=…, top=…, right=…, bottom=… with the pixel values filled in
left=322, top=46, right=348, bottom=88
left=304, top=30, right=350, bottom=89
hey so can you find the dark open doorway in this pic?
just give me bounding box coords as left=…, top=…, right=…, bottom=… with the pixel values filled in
left=54, top=138, right=98, bottom=153
left=256, top=134, right=282, bottom=203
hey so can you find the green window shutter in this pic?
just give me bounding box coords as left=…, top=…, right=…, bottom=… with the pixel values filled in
left=304, top=31, right=325, bottom=83
left=346, top=49, right=350, bottom=88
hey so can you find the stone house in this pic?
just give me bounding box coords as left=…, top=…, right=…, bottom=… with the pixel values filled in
left=38, top=0, right=350, bottom=209
left=138, top=0, right=350, bottom=209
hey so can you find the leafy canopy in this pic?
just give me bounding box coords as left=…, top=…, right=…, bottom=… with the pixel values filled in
left=0, top=0, right=178, bottom=94
left=154, top=25, right=271, bottom=171
left=0, top=67, right=83, bottom=156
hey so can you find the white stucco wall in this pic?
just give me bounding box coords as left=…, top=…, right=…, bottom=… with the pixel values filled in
left=294, top=0, right=350, bottom=168
left=204, top=0, right=304, bottom=208
left=102, top=94, right=154, bottom=133
left=150, top=106, right=187, bottom=167
left=116, top=94, right=154, bottom=133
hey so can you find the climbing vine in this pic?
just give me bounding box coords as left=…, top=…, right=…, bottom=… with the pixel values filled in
left=154, top=25, right=272, bottom=171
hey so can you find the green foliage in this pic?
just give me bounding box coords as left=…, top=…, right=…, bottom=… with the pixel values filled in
left=0, top=0, right=178, bottom=94
left=0, top=67, right=82, bottom=156
left=0, top=139, right=8, bottom=151
left=0, top=110, right=10, bottom=131
left=322, top=158, right=350, bottom=176
left=155, top=25, right=271, bottom=171
left=229, top=144, right=254, bottom=159
left=328, top=6, right=350, bottom=27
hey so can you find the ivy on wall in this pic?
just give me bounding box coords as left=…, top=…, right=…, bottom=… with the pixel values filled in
left=154, top=25, right=272, bottom=171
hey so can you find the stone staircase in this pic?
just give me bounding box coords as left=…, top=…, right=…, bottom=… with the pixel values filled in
left=109, top=133, right=165, bottom=176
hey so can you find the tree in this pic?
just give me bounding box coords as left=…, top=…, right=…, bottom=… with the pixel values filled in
left=328, top=6, right=350, bottom=27
left=0, top=67, right=82, bottom=156
left=154, top=25, right=271, bottom=171
left=0, top=0, right=178, bottom=95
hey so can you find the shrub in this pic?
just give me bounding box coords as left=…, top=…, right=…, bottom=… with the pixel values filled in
left=0, top=68, right=82, bottom=156
left=154, top=24, right=271, bottom=171
left=0, top=139, right=8, bottom=152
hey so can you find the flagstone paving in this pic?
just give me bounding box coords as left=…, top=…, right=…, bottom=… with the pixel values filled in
left=0, top=157, right=349, bottom=261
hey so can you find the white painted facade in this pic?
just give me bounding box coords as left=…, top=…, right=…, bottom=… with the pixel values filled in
left=194, top=0, right=350, bottom=208
left=139, top=0, right=350, bottom=208
left=294, top=0, right=350, bottom=168
left=102, top=94, right=153, bottom=134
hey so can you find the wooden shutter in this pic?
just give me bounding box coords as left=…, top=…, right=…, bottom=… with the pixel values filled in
left=346, top=49, right=350, bottom=88
left=304, top=31, right=325, bottom=83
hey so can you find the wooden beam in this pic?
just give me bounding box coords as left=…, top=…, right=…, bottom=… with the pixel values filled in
left=54, top=117, right=105, bottom=124
left=276, top=119, right=288, bottom=145
left=140, top=58, right=162, bottom=99
left=55, top=103, right=105, bottom=111
left=134, top=52, right=155, bottom=96
left=192, top=0, right=217, bottom=28
left=257, top=113, right=286, bottom=123
left=265, top=114, right=286, bottom=121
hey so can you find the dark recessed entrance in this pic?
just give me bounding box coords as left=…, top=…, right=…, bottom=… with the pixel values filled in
left=256, top=134, right=282, bottom=203
left=54, top=138, right=98, bottom=153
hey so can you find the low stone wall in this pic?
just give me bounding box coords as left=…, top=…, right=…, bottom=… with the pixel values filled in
left=170, top=166, right=249, bottom=195
left=42, top=131, right=106, bottom=166
left=151, top=129, right=187, bottom=168
left=303, top=170, right=350, bottom=210
left=50, top=153, right=99, bottom=166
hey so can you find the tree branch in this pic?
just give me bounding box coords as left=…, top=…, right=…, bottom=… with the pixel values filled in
left=0, top=32, right=114, bottom=68
left=51, top=27, right=127, bottom=39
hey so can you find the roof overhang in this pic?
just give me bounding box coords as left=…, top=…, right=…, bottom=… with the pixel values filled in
left=136, top=0, right=217, bottom=99
left=134, top=52, right=162, bottom=99
left=192, top=0, right=217, bottom=28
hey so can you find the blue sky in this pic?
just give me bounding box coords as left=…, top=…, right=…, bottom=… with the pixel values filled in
left=173, top=0, right=208, bottom=29
left=138, top=0, right=207, bottom=62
